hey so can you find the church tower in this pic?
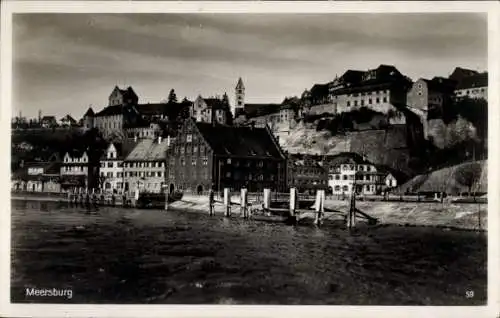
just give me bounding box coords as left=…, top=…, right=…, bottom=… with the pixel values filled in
left=234, top=77, right=245, bottom=116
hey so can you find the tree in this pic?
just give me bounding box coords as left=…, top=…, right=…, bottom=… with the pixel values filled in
left=455, top=162, right=482, bottom=197
left=168, top=89, right=178, bottom=104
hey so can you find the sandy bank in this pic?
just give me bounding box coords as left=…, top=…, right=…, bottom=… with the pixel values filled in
left=170, top=194, right=487, bottom=231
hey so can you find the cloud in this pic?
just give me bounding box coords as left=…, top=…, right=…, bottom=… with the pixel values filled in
left=12, top=13, right=487, bottom=118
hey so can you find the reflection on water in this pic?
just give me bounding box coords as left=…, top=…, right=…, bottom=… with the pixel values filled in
left=11, top=200, right=486, bottom=305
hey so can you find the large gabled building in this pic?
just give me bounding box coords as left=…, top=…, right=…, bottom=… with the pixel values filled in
left=166, top=118, right=287, bottom=194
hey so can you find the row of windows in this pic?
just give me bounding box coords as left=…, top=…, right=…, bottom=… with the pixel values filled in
left=62, top=166, right=87, bottom=172
left=101, top=161, right=123, bottom=168
left=124, top=162, right=164, bottom=168
left=64, top=157, right=87, bottom=163
left=352, top=90, right=389, bottom=97
left=180, top=158, right=209, bottom=166
left=100, top=171, right=164, bottom=178
left=174, top=144, right=207, bottom=155
left=332, top=185, right=376, bottom=192
left=329, top=174, right=377, bottom=181
left=346, top=97, right=388, bottom=107
left=333, top=164, right=375, bottom=172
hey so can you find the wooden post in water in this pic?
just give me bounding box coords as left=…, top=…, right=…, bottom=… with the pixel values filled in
left=347, top=193, right=356, bottom=229
left=263, top=188, right=271, bottom=211
left=314, top=189, right=325, bottom=226
left=209, top=189, right=215, bottom=216
left=289, top=187, right=297, bottom=224
left=241, top=188, right=248, bottom=218
left=224, top=188, right=231, bottom=217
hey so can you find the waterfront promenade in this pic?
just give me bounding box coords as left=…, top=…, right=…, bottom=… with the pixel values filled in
left=11, top=191, right=487, bottom=231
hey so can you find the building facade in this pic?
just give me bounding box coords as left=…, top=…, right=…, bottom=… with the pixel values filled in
left=11, top=161, right=61, bottom=193
left=454, top=72, right=488, bottom=101
left=123, top=137, right=169, bottom=194
left=99, top=142, right=135, bottom=193
left=59, top=150, right=99, bottom=190
left=190, top=95, right=231, bottom=125
left=287, top=154, right=329, bottom=194
left=166, top=118, right=287, bottom=194
left=325, top=153, right=398, bottom=196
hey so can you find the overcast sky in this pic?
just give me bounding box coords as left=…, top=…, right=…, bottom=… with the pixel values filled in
left=13, top=13, right=487, bottom=119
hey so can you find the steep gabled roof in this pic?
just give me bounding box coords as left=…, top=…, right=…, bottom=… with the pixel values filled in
left=41, top=116, right=56, bottom=121
left=236, top=77, right=245, bottom=89
left=449, top=67, right=479, bottom=83
left=95, top=105, right=122, bottom=117
left=324, top=152, right=371, bottom=166
left=203, top=98, right=228, bottom=110
left=195, top=122, right=285, bottom=159
left=125, top=139, right=169, bottom=162
left=60, top=114, right=77, bottom=123
left=83, top=107, right=95, bottom=117
left=456, top=72, right=488, bottom=90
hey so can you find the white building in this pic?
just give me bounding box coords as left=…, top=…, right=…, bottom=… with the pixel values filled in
left=123, top=136, right=170, bottom=194
left=454, top=72, right=488, bottom=101
left=99, top=142, right=135, bottom=193
left=326, top=153, right=398, bottom=196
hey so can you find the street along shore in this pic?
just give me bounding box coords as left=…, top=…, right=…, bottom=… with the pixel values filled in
left=11, top=191, right=487, bottom=231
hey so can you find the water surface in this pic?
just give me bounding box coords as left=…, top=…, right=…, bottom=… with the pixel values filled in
left=11, top=200, right=487, bottom=305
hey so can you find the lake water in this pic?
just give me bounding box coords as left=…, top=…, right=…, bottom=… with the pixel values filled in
left=11, top=199, right=487, bottom=305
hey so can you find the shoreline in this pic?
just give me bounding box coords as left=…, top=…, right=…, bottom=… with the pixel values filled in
left=11, top=193, right=487, bottom=232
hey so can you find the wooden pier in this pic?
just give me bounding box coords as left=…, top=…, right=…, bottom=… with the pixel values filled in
left=206, top=186, right=378, bottom=228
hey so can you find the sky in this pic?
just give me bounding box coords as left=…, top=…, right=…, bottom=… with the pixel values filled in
left=12, top=13, right=487, bottom=119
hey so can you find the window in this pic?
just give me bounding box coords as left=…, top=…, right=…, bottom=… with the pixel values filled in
left=354, top=101, right=358, bottom=107
left=383, top=97, right=387, bottom=103
left=343, top=185, right=349, bottom=192
left=158, top=172, right=163, bottom=178
left=107, top=172, right=113, bottom=178
left=347, top=101, right=351, bottom=107
left=181, top=158, right=185, bottom=166
left=193, top=146, right=198, bottom=154
left=258, top=161, right=263, bottom=167
left=202, top=158, right=208, bottom=166
left=192, top=159, right=197, bottom=166
left=117, top=182, right=122, bottom=189
left=335, top=185, right=340, bottom=191
left=187, top=134, right=192, bottom=142
left=258, top=174, right=264, bottom=181
left=368, top=99, right=372, bottom=104
left=226, top=172, right=231, bottom=178
left=117, top=172, right=123, bottom=178
left=328, top=175, right=333, bottom=180
left=227, top=158, right=231, bottom=164
left=107, top=162, right=113, bottom=168
left=180, top=147, right=185, bottom=154
left=361, top=100, right=365, bottom=106
left=335, top=175, right=340, bottom=180
left=376, top=97, right=380, bottom=103
left=343, top=175, right=348, bottom=180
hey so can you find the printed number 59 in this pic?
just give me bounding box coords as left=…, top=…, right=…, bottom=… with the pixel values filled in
left=466, top=290, right=474, bottom=298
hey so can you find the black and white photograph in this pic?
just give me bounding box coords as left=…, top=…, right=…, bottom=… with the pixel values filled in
left=1, top=1, right=498, bottom=317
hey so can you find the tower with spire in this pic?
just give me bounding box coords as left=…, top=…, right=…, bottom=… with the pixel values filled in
left=234, top=77, right=245, bottom=116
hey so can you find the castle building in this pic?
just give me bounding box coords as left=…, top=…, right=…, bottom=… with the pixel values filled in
left=85, top=86, right=192, bottom=140
left=190, top=95, right=231, bottom=125
left=166, top=118, right=287, bottom=194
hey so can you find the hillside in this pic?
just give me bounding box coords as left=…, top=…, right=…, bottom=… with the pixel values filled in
left=279, top=121, right=350, bottom=155
left=395, top=160, right=487, bottom=195
left=278, top=121, right=415, bottom=178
